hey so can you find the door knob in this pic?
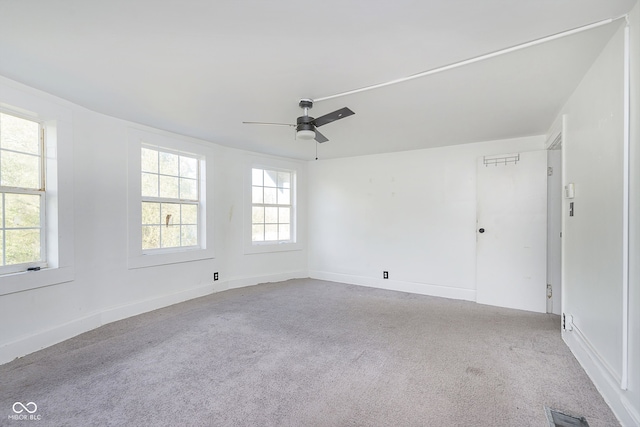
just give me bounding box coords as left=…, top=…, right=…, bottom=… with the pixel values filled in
left=479, top=228, right=485, bottom=233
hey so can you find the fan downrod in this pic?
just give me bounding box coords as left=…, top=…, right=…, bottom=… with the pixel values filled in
left=299, top=99, right=313, bottom=115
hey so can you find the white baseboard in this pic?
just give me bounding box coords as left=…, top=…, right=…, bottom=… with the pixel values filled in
left=216, top=270, right=307, bottom=293
left=99, top=282, right=217, bottom=325
left=0, top=311, right=102, bottom=365
left=309, top=270, right=476, bottom=302
left=563, top=327, right=640, bottom=427
left=0, top=270, right=307, bottom=365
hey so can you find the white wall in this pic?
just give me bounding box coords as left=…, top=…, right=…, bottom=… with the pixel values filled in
left=558, top=8, right=640, bottom=425
left=0, top=77, right=308, bottom=364
left=308, top=136, right=544, bottom=300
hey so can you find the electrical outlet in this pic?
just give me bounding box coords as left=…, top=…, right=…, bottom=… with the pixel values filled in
left=562, top=313, right=573, bottom=331
left=214, top=272, right=219, bottom=281
left=383, top=271, right=389, bottom=279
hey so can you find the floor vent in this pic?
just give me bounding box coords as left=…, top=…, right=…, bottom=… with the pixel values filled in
left=544, top=406, right=589, bottom=426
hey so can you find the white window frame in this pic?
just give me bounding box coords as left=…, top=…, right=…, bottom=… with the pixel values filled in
left=251, top=166, right=295, bottom=244
left=140, top=145, right=201, bottom=253
left=0, top=112, right=47, bottom=274
left=244, top=156, right=304, bottom=254
left=127, top=128, right=214, bottom=269
left=0, top=78, right=75, bottom=296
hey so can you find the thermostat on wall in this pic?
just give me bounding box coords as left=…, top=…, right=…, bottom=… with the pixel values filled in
left=564, top=183, right=575, bottom=199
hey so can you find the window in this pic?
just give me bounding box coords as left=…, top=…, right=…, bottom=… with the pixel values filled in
left=0, top=86, right=74, bottom=295
left=128, top=129, right=213, bottom=269
left=141, top=146, right=200, bottom=251
left=0, top=112, right=45, bottom=274
left=251, top=167, right=293, bottom=243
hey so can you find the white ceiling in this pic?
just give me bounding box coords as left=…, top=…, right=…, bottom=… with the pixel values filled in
left=0, top=0, right=635, bottom=160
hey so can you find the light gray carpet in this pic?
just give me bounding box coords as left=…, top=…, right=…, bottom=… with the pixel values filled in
left=0, top=279, right=619, bottom=426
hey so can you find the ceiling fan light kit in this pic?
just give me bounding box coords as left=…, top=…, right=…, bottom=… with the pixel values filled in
left=296, top=100, right=317, bottom=140
left=296, top=129, right=315, bottom=140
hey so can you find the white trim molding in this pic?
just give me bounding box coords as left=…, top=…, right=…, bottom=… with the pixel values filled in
left=563, top=328, right=638, bottom=426
left=309, top=270, right=476, bottom=301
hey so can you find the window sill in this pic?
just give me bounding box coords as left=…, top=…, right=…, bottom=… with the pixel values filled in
left=0, top=266, right=75, bottom=296
left=244, top=241, right=303, bottom=255
left=128, top=247, right=215, bottom=269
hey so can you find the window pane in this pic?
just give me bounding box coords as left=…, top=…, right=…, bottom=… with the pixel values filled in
left=181, top=225, right=198, bottom=246
left=182, top=204, right=198, bottom=224
left=142, top=225, right=160, bottom=249
left=142, top=202, right=160, bottom=225
left=252, top=224, right=264, bottom=241
left=264, top=187, right=277, bottom=204
left=278, top=172, right=290, bottom=189
left=279, top=207, right=290, bottom=224
left=180, top=156, right=197, bottom=179
left=277, top=188, right=290, bottom=205
left=0, top=196, right=3, bottom=228
left=279, top=224, right=290, bottom=241
left=5, top=229, right=40, bottom=265
left=265, top=224, right=278, bottom=241
left=140, top=146, right=201, bottom=252
left=141, top=173, right=158, bottom=197
left=252, top=168, right=263, bottom=186
left=264, top=170, right=277, bottom=187
left=141, top=147, right=158, bottom=173
left=180, top=178, right=197, bottom=200
left=161, top=225, right=180, bottom=248
left=159, top=151, right=179, bottom=176
left=159, top=175, right=179, bottom=199
left=0, top=113, right=40, bottom=155
left=5, top=193, right=40, bottom=228
left=161, top=203, right=180, bottom=226
left=250, top=168, right=294, bottom=244
left=265, top=207, right=278, bottom=223
left=252, top=207, right=264, bottom=224
left=252, top=186, right=263, bottom=204
left=1, top=151, right=40, bottom=189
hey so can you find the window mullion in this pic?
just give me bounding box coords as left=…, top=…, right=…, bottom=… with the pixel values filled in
left=40, top=125, right=46, bottom=191
left=1, top=193, right=4, bottom=267
left=0, top=187, right=44, bottom=196
left=40, top=192, right=46, bottom=263
left=142, top=196, right=198, bottom=204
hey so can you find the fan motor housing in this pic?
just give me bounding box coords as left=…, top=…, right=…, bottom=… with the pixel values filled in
left=296, top=115, right=315, bottom=132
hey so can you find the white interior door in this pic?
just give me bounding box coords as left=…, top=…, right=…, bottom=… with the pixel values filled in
left=476, top=151, right=547, bottom=313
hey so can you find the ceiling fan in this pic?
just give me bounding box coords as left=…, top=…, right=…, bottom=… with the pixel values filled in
left=243, top=99, right=355, bottom=143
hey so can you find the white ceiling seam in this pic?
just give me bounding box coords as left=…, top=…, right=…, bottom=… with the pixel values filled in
left=314, top=15, right=628, bottom=104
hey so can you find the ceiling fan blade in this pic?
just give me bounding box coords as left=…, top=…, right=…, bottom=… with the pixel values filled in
left=313, top=107, right=355, bottom=127
left=314, top=128, right=329, bottom=143
left=242, top=121, right=295, bottom=127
